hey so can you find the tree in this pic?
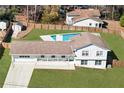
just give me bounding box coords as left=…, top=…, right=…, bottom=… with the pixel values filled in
left=120, top=15, right=124, bottom=27
left=0, top=6, right=19, bottom=21
left=41, top=5, right=60, bottom=23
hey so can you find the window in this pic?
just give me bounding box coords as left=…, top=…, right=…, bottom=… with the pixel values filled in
left=95, top=60, right=102, bottom=65
left=51, top=55, right=55, bottom=58
left=41, top=55, right=45, bottom=58
left=89, top=23, right=92, bottom=26
left=61, top=56, right=65, bottom=58
left=81, top=60, right=88, bottom=65
left=96, top=23, right=98, bottom=27
left=82, top=51, right=89, bottom=56
left=19, top=56, right=30, bottom=58
left=96, top=51, right=103, bottom=56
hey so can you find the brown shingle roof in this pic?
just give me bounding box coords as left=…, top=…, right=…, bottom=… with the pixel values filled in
left=71, top=32, right=109, bottom=50
left=10, top=41, right=73, bottom=55
left=10, top=33, right=109, bottom=55
left=67, top=9, right=100, bottom=18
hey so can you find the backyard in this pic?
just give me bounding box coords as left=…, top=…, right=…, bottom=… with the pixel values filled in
left=0, top=49, right=11, bottom=87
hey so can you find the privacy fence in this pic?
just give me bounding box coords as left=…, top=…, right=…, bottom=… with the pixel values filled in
left=26, top=22, right=124, bottom=39
left=112, top=60, right=124, bottom=68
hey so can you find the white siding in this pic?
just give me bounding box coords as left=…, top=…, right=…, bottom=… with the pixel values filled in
left=66, top=15, right=74, bottom=25
left=73, top=19, right=102, bottom=28
left=74, top=45, right=109, bottom=69
left=12, top=24, right=22, bottom=32
left=0, top=22, right=7, bottom=31
left=74, top=60, right=106, bottom=69
left=75, top=45, right=108, bottom=60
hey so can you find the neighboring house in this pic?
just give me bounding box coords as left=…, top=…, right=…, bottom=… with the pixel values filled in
left=12, top=22, right=23, bottom=32
left=66, top=9, right=103, bottom=28
left=0, top=21, right=9, bottom=31
left=12, top=22, right=23, bottom=38
left=10, top=32, right=110, bottom=70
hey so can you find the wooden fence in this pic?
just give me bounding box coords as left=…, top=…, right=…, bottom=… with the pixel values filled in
left=30, top=23, right=103, bottom=32
left=2, top=42, right=10, bottom=49
left=112, top=60, right=124, bottom=67
left=26, top=23, right=124, bottom=39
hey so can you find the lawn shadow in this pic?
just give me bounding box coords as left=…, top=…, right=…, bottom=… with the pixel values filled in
left=0, top=44, right=5, bottom=59
left=3, top=30, right=13, bottom=43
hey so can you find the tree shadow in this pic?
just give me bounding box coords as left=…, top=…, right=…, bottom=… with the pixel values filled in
left=0, top=44, right=5, bottom=59
left=3, top=29, right=13, bottom=43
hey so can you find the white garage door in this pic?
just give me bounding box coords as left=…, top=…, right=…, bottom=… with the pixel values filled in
left=14, top=58, right=37, bottom=62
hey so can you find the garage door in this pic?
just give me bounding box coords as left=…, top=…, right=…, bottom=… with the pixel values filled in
left=14, top=58, right=37, bottom=62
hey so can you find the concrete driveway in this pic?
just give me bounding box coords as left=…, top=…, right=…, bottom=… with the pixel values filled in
left=3, top=62, right=35, bottom=88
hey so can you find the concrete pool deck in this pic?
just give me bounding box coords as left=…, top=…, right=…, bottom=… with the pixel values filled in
left=40, top=32, right=101, bottom=41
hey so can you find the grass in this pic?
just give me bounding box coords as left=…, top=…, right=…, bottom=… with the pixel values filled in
left=29, top=68, right=124, bottom=88
left=0, top=49, right=11, bottom=87
left=22, top=29, right=84, bottom=40
left=101, top=32, right=124, bottom=60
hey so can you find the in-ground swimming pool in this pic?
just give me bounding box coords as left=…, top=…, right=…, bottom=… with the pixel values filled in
left=51, top=33, right=80, bottom=41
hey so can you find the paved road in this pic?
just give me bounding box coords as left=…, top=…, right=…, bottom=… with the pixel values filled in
left=3, top=62, right=35, bottom=88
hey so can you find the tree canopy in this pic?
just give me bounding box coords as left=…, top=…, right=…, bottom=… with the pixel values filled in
left=120, top=15, right=124, bottom=27
left=41, top=5, right=60, bottom=23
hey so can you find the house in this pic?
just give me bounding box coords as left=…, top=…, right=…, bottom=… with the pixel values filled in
left=10, top=32, right=110, bottom=70
left=12, top=22, right=23, bottom=32
left=0, top=21, right=9, bottom=31
left=66, top=9, right=103, bottom=28
left=12, top=22, right=23, bottom=38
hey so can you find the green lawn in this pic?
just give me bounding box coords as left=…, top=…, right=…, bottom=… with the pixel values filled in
left=101, top=33, right=124, bottom=60
left=29, top=68, right=124, bottom=88
left=0, top=49, right=11, bottom=87
left=22, top=29, right=84, bottom=40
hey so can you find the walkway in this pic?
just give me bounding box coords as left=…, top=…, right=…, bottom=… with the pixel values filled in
left=3, top=62, right=35, bottom=88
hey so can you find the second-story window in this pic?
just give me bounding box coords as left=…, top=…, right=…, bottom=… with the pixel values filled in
left=96, top=51, right=103, bottom=56
left=82, top=51, right=89, bottom=56
left=89, top=23, right=92, bottom=26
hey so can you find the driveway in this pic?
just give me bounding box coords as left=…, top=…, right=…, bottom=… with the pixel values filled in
left=3, top=62, right=35, bottom=88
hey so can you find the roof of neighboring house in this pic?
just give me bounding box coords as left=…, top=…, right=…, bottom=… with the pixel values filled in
left=70, top=32, right=109, bottom=50
left=10, top=41, right=73, bottom=55
left=67, top=9, right=100, bottom=17
left=67, top=9, right=102, bottom=23
left=73, top=17, right=103, bottom=24
left=13, top=22, right=23, bottom=26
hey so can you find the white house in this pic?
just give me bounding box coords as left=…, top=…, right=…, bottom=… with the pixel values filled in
left=12, top=22, right=23, bottom=38
left=12, top=22, right=23, bottom=32
left=0, top=21, right=8, bottom=31
left=10, top=32, right=110, bottom=70
left=66, top=9, right=103, bottom=28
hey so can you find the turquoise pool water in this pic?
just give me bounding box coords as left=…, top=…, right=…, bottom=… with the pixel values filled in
left=51, top=33, right=80, bottom=41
